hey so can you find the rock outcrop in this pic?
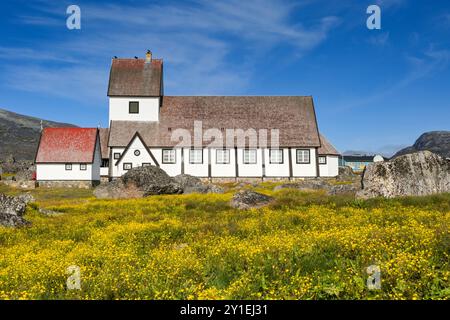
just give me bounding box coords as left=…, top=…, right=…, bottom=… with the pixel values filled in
left=122, top=166, right=183, bottom=196
left=94, top=168, right=226, bottom=199
left=0, top=193, right=34, bottom=227
left=357, top=151, right=450, bottom=199
left=274, top=178, right=360, bottom=195
left=230, top=190, right=273, bottom=209
left=94, top=165, right=183, bottom=199
left=337, top=166, right=359, bottom=182
left=173, top=174, right=224, bottom=194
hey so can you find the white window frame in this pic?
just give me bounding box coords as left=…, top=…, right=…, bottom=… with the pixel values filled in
left=216, top=149, right=230, bottom=164
left=189, top=149, right=203, bottom=164
left=80, top=163, right=87, bottom=171
left=162, top=149, right=176, bottom=164
left=65, top=163, right=72, bottom=171
left=296, top=149, right=310, bottom=164
left=318, top=156, right=327, bottom=164
left=269, top=149, right=283, bottom=164
left=114, top=153, right=121, bottom=159
left=243, top=149, right=257, bottom=164
left=123, top=163, right=132, bottom=170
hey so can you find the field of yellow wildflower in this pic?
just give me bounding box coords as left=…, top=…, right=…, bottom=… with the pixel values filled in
left=0, top=183, right=448, bottom=300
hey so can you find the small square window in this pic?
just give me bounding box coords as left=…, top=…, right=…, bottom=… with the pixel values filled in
left=243, top=149, right=257, bottom=164
left=114, top=153, right=121, bottom=159
left=162, top=149, right=176, bottom=164
left=123, top=163, right=132, bottom=170
left=189, top=149, right=203, bottom=164
left=296, top=149, right=310, bottom=164
left=318, top=156, right=327, bottom=164
left=80, top=164, right=87, bottom=171
left=129, top=101, right=139, bottom=114
left=65, top=163, right=72, bottom=171
left=101, top=159, right=109, bottom=167
left=216, top=149, right=230, bottom=164
left=269, top=149, right=283, bottom=164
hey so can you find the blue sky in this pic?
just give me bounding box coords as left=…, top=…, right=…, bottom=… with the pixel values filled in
left=0, top=0, right=449, bottom=155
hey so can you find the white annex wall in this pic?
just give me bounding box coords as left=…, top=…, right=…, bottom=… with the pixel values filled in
left=37, top=136, right=101, bottom=181
left=183, top=148, right=209, bottom=177
left=108, top=147, right=336, bottom=178
left=291, top=148, right=317, bottom=177
left=113, top=136, right=158, bottom=177
left=151, top=148, right=182, bottom=177
left=264, top=149, right=290, bottom=177
left=236, top=148, right=263, bottom=177
left=37, top=163, right=94, bottom=181
left=319, top=155, right=339, bottom=177
left=109, top=97, right=160, bottom=122
left=110, top=147, right=125, bottom=177
left=211, top=148, right=236, bottom=177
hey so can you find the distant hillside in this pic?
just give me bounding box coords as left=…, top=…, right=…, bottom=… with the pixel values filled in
left=393, top=131, right=450, bottom=159
left=0, top=108, right=77, bottom=161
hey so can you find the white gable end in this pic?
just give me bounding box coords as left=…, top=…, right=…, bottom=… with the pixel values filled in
left=114, top=134, right=158, bottom=176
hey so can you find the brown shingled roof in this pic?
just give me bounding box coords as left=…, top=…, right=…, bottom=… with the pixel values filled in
left=109, top=96, right=321, bottom=148
left=98, top=128, right=110, bottom=159
left=318, top=134, right=340, bottom=155
left=107, top=58, right=163, bottom=97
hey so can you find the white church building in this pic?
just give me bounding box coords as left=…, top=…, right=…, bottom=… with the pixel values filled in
left=35, top=51, right=340, bottom=185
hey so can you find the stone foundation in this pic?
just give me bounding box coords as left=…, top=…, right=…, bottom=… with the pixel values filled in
left=37, top=181, right=99, bottom=189
left=199, top=177, right=318, bottom=184
left=100, top=176, right=110, bottom=183
left=1, top=180, right=36, bottom=189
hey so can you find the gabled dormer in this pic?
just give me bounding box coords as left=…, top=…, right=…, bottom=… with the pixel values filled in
left=107, top=51, right=163, bottom=123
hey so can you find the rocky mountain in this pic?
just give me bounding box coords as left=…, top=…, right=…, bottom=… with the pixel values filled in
left=0, top=108, right=77, bottom=161
left=393, top=131, right=450, bottom=159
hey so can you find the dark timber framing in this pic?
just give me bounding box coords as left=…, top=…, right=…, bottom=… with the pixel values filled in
left=262, top=148, right=266, bottom=178
left=315, top=147, right=320, bottom=177
left=208, top=148, right=212, bottom=179
left=181, top=148, right=185, bottom=175
left=288, top=148, right=293, bottom=179
left=234, top=147, right=239, bottom=179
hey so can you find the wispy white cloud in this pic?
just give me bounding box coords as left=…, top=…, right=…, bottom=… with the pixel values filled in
left=17, top=15, right=62, bottom=26
left=3, top=64, right=108, bottom=103
left=367, top=32, right=390, bottom=47
left=334, top=46, right=450, bottom=111
left=2, top=0, right=340, bottom=99
left=0, top=47, right=80, bottom=63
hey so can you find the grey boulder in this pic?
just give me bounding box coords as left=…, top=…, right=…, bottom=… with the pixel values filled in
left=94, top=165, right=182, bottom=199
left=357, top=151, right=450, bottom=199
left=0, top=193, right=33, bottom=227
left=231, top=190, right=273, bottom=209
left=173, top=174, right=224, bottom=194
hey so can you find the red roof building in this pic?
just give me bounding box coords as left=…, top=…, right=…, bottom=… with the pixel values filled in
left=35, top=128, right=99, bottom=163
